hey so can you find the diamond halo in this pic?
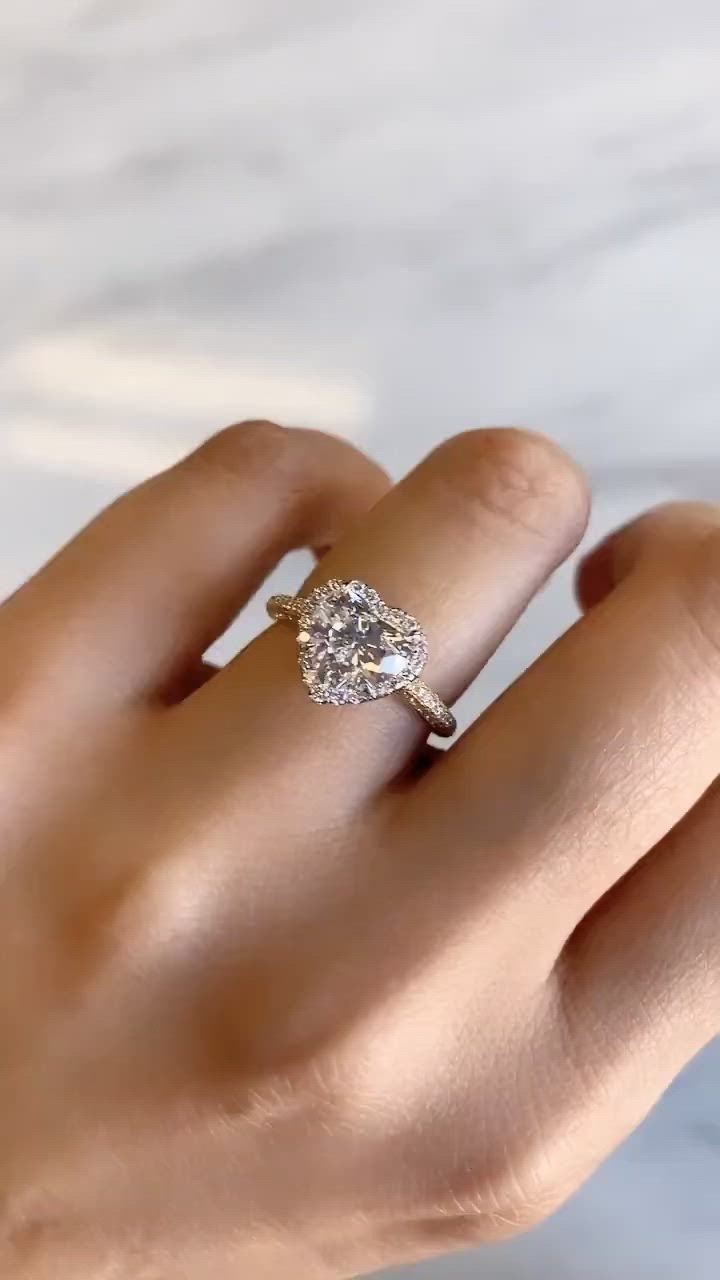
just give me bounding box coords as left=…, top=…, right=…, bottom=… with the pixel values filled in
left=296, top=579, right=429, bottom=706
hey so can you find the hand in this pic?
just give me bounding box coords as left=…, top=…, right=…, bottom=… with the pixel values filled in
left=2, top=422, right=720, bottom=1280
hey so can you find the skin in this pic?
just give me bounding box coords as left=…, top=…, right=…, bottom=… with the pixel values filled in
left=1, top=421, right=720, bottom=1278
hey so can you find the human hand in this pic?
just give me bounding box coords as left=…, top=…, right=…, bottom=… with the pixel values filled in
left=2, top=422, right=720, bottom=1279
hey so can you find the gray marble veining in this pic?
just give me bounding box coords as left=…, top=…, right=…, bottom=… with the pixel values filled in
left=2, top=2, right=720, bottom=1275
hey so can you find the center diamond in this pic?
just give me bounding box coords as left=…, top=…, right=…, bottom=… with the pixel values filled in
left=297, top=580, right=428, bottom=706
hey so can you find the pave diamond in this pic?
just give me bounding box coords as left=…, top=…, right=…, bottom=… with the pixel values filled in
left=297, top=579, right=428, bottom=706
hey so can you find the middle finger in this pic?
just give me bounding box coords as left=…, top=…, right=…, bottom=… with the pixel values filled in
left=177, top=429, right=588, bottom=805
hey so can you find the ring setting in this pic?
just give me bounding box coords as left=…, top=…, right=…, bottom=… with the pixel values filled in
left=267, top=579, right=456, bottom=738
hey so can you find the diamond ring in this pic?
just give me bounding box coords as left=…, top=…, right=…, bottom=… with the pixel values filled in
left=266, top=579, right=456, bottom=738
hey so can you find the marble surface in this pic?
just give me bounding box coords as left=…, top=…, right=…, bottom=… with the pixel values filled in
left=2, top=2, right=720, bottom=1275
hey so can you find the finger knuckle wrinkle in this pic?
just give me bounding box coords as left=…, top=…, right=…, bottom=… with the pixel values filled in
left=421, top=1165, right=556, bottom=1248
left=678, top=527, right=720, bottom=671
left=435, top=428, right=587, bottom=542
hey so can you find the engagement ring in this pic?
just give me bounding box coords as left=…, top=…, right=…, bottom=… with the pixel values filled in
left=267, top=579, right=456, bottom=738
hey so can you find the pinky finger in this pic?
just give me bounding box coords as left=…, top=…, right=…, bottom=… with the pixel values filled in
left=559, top=779, right=720, bottom=1142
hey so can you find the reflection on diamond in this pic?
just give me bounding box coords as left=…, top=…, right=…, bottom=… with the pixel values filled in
left=297, top=580, right=427, bottom=706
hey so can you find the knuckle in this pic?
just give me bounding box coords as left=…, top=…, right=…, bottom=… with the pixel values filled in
left=187, top=420, right=290, bottom=488
left=625, top=501, right=720, bottom=563
left=432, top=428, right=588, bottom=543
left=415, top=1154, right=561, bottom=1249
left=373, top=1096, right=570, bottom=1249
left=642, top=499, right=720, bottom=535
left=675, top=525, right=720, bottom=671
left=461, top=1143, right=560, bottom=1234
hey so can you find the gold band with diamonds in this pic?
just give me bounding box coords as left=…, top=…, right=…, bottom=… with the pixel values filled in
left=267, top=589, right=457, bottom=738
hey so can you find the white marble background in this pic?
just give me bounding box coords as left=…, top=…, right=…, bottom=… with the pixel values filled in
left=2, top=2, right=720, bottom=1276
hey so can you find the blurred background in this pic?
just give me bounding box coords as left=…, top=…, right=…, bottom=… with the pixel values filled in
left=2, top=2, right=720, bottom=1275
